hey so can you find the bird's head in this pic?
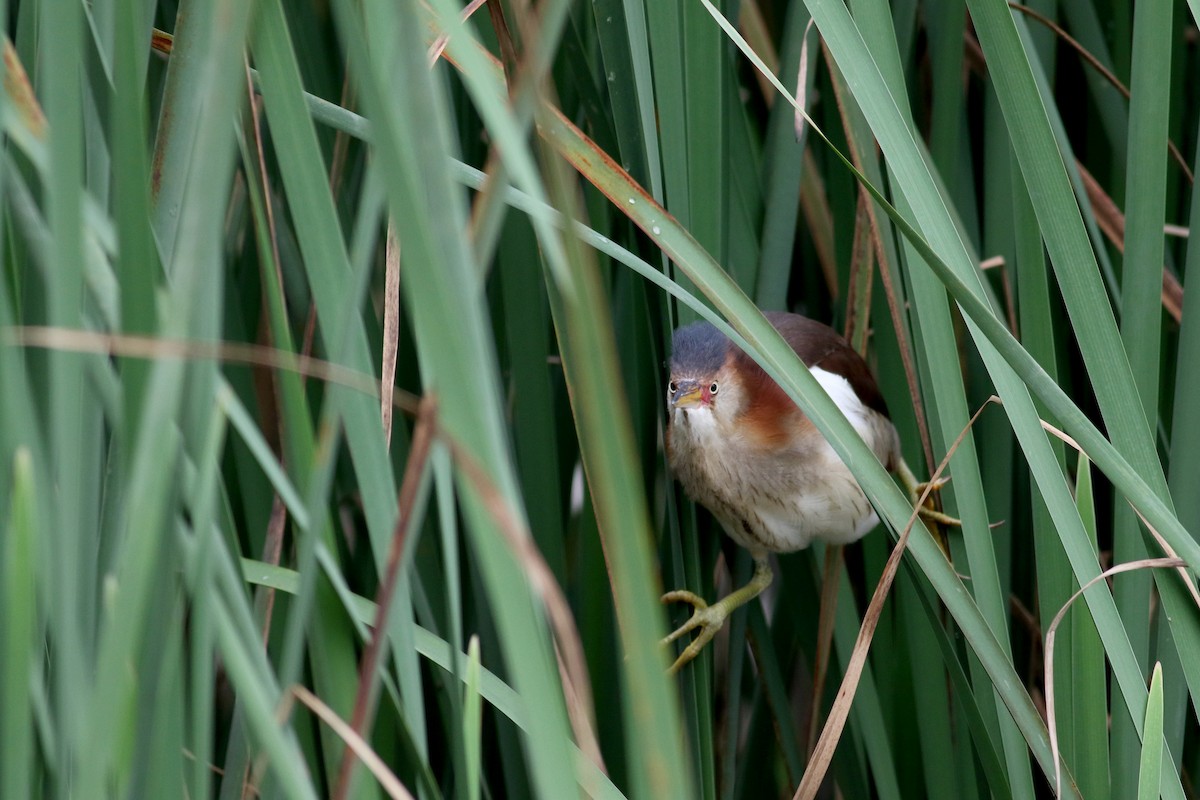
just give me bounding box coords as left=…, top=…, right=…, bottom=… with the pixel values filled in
left=667, top=321, right=746, bottom=423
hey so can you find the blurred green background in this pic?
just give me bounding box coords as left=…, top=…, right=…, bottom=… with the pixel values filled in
left=0, top=0, right=1198, bottom=796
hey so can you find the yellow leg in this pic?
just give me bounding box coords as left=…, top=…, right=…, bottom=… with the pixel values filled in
left=897, top=459, right=961, bottom=528
left=661, top=556, right=773, bottom=675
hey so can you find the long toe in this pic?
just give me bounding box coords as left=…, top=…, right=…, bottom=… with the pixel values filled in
left=917, top=505, right=961, bottom=528
left=665, top=603, right=729, bottom=674
left=668, top=626, right=717, bottom=674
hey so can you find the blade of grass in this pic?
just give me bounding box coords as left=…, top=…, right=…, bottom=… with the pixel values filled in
left=1138, top=663, right=1165, bottom=800
left=895, top=571, right=972, bottom=798
left=1070, top=452, right=1111, bottom=799
left=111, top=0, right=158, bottom=428
left=701, top=5, right=1199, bottom=791
left=241, top=559, right=628, bottom=800
left=251, top=9, right=409, bottom=792
left=590, top=0, right=649, bottom=189
left=496, top=217, right=567, bottom=578
left=1168, top=131, right=1200, bottom=649
left=332, top=1, right=585, bottom=795
left=464, top=636, right=483, bottom=800
left=41, top=0, right=91, bottom=785
left=1112, top=0, right=1174, bottom=786
left=542, top=102, right=1082, bottom=794
left=536, top=122, right=694, bottom=799
left=1, top=448, right=36, bottom=800
left=754, top=0, right=813, bottom=308
left=965, top=0, right=1167, bottom=497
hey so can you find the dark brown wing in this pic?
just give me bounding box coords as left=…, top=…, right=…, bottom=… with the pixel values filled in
left=744, top=312, right=890, bottom=418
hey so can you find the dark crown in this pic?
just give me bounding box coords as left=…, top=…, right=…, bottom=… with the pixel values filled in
left=670, top=321, right=729, bottom=376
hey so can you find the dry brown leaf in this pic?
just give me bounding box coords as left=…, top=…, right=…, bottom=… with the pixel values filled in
left=281, top=685, right=416, bottom=800
left=381, top=223, right=401, bottom=445
left=3, top=325, right=421, bottom=413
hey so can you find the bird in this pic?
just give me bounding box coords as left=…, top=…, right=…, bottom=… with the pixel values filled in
left=662, top=311, right=942, bottom=674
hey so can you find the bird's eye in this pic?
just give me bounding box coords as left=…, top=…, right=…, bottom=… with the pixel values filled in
left=709, top=382, right=719, bottom=395
left=668, top=380, right=678, bottom=394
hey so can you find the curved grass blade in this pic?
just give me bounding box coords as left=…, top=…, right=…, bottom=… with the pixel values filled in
left=1137, top=663, right=1165, bottom=800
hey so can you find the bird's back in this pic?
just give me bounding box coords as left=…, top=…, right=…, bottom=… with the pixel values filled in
left=757, top=312, right=891, bottom=418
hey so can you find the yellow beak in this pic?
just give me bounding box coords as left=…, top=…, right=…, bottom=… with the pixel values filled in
left=670, top=381, right=703, bottom=409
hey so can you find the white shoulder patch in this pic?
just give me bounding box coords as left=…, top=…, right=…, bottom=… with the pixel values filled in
left=810, top=366, right=870, bottom=428
left=809, top=365, right=899, bottom=472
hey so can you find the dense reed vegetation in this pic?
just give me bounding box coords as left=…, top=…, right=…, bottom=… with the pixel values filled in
left=0, top=0, right=1198, bottom=796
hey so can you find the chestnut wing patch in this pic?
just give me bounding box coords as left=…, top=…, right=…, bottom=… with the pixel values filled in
left=765, top=312, right=891, bottom=419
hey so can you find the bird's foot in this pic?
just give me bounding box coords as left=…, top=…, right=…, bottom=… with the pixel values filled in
left=660, top=591, right=730, bottom=675
left=898, top=461, right=961, bottom=529
left=661, top=557, right=774, bottom=675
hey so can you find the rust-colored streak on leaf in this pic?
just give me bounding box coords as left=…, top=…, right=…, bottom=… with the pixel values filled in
left=244, top=55, right=288, bottom=456
left=257, top=496, right=288, bottom=644
left=805, top=544, right=842, bottom=758
left=1162, top=272, right=1183, bottom=324
left=151, top=28, right=175, bottom=55
left=539, top=108, right=668, bottom=234
left=3, top=37, right=46, bottom=141
left=1077, top=161, right=1183, bottom=324
left=1077, top=161, right=1124, bottom=247
left=149, top=26, right=177, bottom=198
left=485, top=0, right=520, bottom=88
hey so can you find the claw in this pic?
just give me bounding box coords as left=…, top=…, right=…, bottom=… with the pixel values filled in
left=913, top=475, right=951, bottom=495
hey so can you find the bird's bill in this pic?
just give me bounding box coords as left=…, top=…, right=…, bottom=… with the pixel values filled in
left=670, top=381, right=704, bottom=409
